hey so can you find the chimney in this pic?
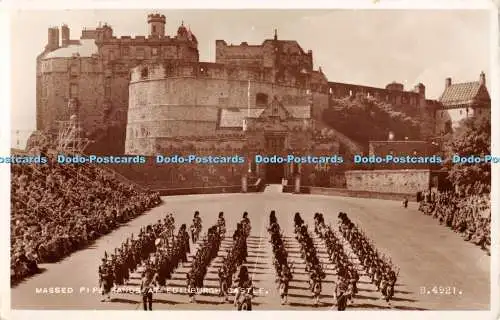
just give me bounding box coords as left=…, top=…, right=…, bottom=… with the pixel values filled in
left=445, top=77, right=452, bottom=88
left=479, top=71, right=486, bottom=86
left=46, top=27, right=59, bottom=51
left=61, top=24, right=70, bottom=47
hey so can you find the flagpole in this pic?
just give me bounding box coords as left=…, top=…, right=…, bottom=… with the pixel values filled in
left=247, top=79, right=250, bottom=118
left=247, top=79, right=251, bottom=173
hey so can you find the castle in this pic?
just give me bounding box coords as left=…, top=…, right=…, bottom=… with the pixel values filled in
left=36, top=13, right=491, bottom=182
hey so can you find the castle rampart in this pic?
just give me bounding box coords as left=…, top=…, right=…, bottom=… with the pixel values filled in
left=328, top=81, right=426, bottom=107
left=126, top=61, right=330, bottom=155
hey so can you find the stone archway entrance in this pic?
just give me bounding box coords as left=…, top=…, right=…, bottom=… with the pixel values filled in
left=265, top=163, right=285, bottom=183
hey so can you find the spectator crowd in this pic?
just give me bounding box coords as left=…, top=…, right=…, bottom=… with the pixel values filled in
left=11, top=154, right=161, bottom=285
left=418, top=187, right=490, bottom=255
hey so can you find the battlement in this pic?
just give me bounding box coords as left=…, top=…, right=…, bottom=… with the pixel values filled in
left=130, top=61, right=326, bottom=91
left=328, top=81, right=427, bottom=107
left=147, top=13, right=166, bottom=22
left=216, top=40, right=262, bottom=48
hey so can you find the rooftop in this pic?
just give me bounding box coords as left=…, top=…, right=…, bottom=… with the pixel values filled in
left=44, top=39, right=98, bottom=59
left=439, top=81, right=483, bottom=106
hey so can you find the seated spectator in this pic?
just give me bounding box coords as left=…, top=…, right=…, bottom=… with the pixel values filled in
left=11, top=154, right=161, bottom=285
left=417, top=187, right=490, bottom=255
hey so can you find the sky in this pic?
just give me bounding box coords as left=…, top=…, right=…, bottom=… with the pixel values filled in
left=10, top=9, right=492, bottom=146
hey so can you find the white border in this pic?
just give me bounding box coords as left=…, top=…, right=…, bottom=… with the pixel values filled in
left=0, top=4, right=12, bottom=320
left=1, top=1, right=498, bottom=320
left=0, top=0, right=493, bottom=10
left=488, top=2, right=500, bottom=320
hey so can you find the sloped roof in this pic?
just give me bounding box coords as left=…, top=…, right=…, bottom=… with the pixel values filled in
left=218, top=109, right=263, bottom=128
left=43, top=39, right=98, bottom=59
left=218, top=106, right=310, bottom=128
left=439, top=82, right=482, bottom=106
left=286, top=106, right=311, bottom=119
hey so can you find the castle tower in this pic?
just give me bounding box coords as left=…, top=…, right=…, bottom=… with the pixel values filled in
left=414, top=83, right=426, bottom=98
left=177, top=21, right=188, bottom=39
left=148, top=13, right=166, bottom=38
left=46, top=27, right=59, bottom=51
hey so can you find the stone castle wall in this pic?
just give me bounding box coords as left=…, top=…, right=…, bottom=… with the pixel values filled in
left=328, top=82, right=426, bottom=107
left=215, top=39, right=313, bottom=72
left=36, top=21, right=200, bottom=154
left=345, top=169, right=431, bottom=194
left=37, top=57, right=108, bottom=132
left=126, top=62, right=329, bottom=155
left=36, top=16, right=449, bottom=158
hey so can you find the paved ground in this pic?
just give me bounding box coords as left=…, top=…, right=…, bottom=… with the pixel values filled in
left=11, top=189, right=490, bottom=310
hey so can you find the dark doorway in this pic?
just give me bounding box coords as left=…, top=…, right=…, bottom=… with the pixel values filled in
left=266, top=163, right=284, bottom=183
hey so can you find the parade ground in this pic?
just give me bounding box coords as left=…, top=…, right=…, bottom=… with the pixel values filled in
left=11, top=190, right=490, bottom=310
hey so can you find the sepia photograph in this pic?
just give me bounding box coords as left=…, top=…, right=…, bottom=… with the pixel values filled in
left=7, top=7, right=494, bottom=313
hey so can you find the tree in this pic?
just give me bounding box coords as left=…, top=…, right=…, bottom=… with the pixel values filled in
left=445, top=112, right=491, bottom=193
left=321, top=96, right=421, bottom=145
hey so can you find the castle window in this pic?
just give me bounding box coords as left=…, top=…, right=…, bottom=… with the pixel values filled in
left=349, top=90, right=353, bottom=97
left=70, top=64, right=78, bottom=76
left=141, top=67, right=148, bottom=79
left=105, top=84, right=111, bottom=97
left=70, top=83, right=78, bottom=98
left=329, top=88, right=333, bottom=95
left=256, top=93, right=269, bottom=106
left=136, top=47, right=145, bottom=59
left=152, top=25, right=157, bottom=33
left=122, top=47, right=129, bottom=56
left=152, top=47, right=158, bottom=56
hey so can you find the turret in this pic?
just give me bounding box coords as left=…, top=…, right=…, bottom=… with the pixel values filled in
left=414, top=83, right=426, bottom=98
left=386, top=82, right=404, bottom=91
left=148, top=13, right=166, bottom=38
